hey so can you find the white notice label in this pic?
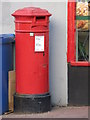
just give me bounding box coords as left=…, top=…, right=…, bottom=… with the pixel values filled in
left=35, top=36, right=44, bottom=52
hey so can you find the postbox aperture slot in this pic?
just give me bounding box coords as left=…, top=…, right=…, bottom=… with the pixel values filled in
left=36, top=16, right=45, bottom=22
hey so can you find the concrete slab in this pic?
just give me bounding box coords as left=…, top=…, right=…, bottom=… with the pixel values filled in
left=1, top=106, right=88, bottom=118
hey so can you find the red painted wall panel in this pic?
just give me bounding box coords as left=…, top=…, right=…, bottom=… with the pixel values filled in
left=67, top=1, right=76, bottom=62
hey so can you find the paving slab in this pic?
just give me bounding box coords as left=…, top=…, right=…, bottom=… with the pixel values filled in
left=1, top=106, right=89, bottom=118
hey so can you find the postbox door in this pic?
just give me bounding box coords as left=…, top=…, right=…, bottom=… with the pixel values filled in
left=16, top=32, right=49, bottom=94
left=33, top=32, right=49, bottom=93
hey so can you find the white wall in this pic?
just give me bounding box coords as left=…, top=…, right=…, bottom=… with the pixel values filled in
left=1, top=2, right=67, bottom=106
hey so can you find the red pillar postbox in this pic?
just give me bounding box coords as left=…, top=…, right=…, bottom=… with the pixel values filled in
left=12, top=7, right=51, bottom=113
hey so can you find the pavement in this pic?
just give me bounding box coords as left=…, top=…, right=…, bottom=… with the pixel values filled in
left=1, top=106, right=89, bottom=118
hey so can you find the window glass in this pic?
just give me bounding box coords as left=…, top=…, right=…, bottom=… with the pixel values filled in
left=76, top=0, right=90, bottom=61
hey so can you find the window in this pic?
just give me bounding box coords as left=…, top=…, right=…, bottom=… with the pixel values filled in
left=67, top=1, right=90, bottom=66
left=76, top=0, right=90, bottom=61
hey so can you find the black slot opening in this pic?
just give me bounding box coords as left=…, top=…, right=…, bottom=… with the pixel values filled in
left=36, top=16, right=45, bottom=21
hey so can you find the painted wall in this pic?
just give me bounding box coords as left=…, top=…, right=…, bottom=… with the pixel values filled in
left=1, top=2, right=67, bottom=106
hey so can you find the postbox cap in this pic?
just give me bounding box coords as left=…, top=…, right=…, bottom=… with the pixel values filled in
left=12, top=7, right=51, bottom=17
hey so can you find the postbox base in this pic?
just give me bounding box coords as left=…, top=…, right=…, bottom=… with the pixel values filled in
left=14, top=93, right=51, bottom=113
